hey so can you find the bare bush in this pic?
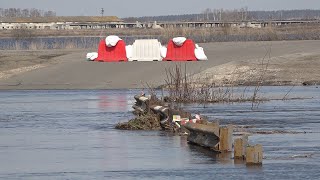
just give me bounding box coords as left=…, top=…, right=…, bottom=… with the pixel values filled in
left=11, top=28, right=34, bottom=40
left=163, top=64, right=266, bottom=104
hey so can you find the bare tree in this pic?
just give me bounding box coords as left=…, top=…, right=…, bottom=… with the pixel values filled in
left=21, top=9, right=30, bottom=17
left=202, top=8, right=212, bottom=21
left=0, top=8, right=56, bottom=18
left=122, top=9, right=320, bottom=23
left=44, top=10, right=56, bottom=17
left=30, top=8, right=41, bottom=17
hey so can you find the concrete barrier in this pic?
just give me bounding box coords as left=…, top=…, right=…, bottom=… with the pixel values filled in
left=183, top=122, right=220, bottom=150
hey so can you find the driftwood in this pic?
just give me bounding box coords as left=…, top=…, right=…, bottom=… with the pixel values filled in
left=117, top=94, right=191, bottom=131
left=116, top=94, right=234, bottom=153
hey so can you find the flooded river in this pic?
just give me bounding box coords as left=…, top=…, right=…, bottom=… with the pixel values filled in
left=0, top=86, right=319, bottom=179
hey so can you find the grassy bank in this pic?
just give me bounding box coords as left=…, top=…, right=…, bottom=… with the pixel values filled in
left=1, top=24, right=320, bottom=50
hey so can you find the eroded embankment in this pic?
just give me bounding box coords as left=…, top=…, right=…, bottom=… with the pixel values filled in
left=192, top=52, right=320, bottom=87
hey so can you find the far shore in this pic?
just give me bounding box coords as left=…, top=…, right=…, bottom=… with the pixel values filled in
left=0, top=40, right=320, bottom=90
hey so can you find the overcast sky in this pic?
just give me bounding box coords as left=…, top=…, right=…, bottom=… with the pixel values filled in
left=1, top=0, right=320, bottom=17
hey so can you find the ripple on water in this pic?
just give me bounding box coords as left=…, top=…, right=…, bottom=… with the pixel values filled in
left=0, top=87, right=319, bottom=179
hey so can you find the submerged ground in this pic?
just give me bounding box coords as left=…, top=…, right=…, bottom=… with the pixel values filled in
left=0, top=40, right=319, bottom=179
left=0, top=40, right=320, bottom=89
left=0, top=88, right=319, bottom=179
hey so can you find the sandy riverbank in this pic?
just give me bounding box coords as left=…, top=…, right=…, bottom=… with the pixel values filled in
left=0, top=40, right=320, bottom=90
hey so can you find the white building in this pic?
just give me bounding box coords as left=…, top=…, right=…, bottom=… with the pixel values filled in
left=0, top=16, right=123, bottom=30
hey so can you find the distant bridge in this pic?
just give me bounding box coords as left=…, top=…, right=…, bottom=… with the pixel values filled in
left=70, top=20, right=320, bottom=29
left=1, top=19, right=319, bottom=30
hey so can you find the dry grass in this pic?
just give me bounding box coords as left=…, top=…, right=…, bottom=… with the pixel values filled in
left=162, top=64, right=267, bottom=105
left=0, top=36, right=101, bottom=50
left=1, top=24, right=320, bottom=39
left=115, top=113, right=162, bottom=130
left=1, top=24, right=320, bottom=50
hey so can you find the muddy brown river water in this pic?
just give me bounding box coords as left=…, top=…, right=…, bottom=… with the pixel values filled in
left=0, top=86, right=319, bottom=179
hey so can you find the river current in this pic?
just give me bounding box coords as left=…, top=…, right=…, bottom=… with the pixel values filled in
left=0, top=87, right=319, bottom=179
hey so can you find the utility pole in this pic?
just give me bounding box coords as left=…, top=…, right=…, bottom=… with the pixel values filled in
left=241, top=9, right=244, bottom=21
left=101, top=8, right=104, bottom=17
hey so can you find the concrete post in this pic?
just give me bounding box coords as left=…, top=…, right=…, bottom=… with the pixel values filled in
left=246, top=144, right=263, bottom=165
left=234, top=135, right=248, bottom=159
left=255, top=144, right=263, bottom=163
left=246, top=146, right=255, bottom=164
left=219, top=125, right=233, bottom=152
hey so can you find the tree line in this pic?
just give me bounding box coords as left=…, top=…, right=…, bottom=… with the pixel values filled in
left=124, top=9, right=320, bottom=22
left=0, top=8, right=56, bottom=18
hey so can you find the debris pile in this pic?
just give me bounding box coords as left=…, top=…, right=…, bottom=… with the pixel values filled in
left=116, top=93, right=264, bottom=164
left=115, top=94, right=206, bottom=132
left=115, top=112, right=161, bottom=130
